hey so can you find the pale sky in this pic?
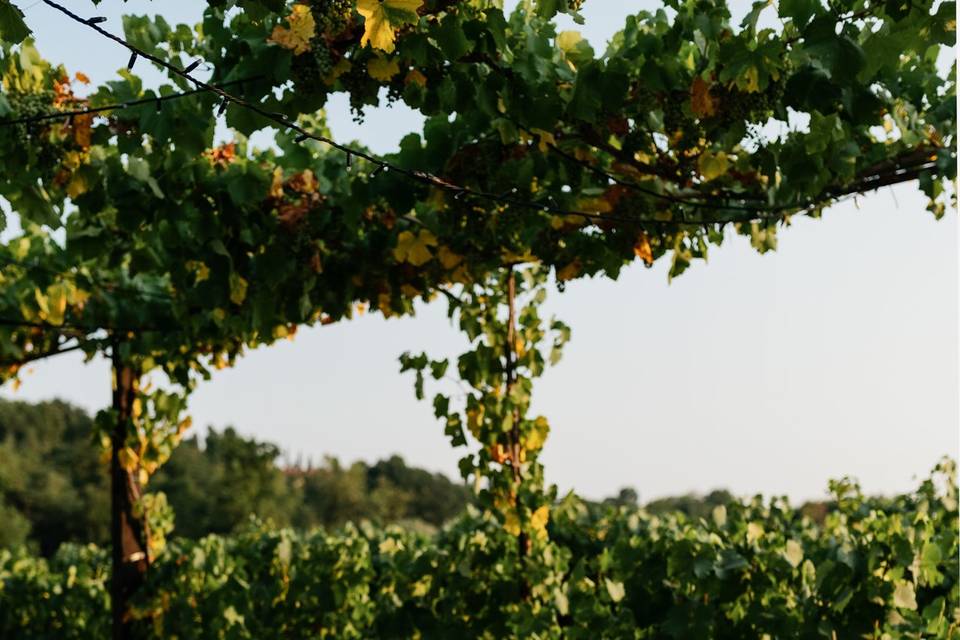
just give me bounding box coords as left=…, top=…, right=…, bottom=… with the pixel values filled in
left=3, top=1, right=957, bottom=503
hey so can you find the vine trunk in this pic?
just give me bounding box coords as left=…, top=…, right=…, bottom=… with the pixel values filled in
left=110, top=346, right=148, bottom=640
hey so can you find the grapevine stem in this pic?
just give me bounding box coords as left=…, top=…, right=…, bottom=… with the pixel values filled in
left=109, top=340, right=148, bottom=640
left=503, top=267, right=531, bottom=599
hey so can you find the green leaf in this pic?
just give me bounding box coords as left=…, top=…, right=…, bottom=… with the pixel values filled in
left=918, top=541, right=943, bottom=585
left=698, top=151, right=729, bottom=181
left=126, top=157, right=164, bottom=199
left=740, top=0, right=771, bottom=35
left=535, top=0, right=562, bottom=18
left=434, top=14, right=472, bottom=60
left=15, top=184, right=60, bottom=228
left=0, top=1, right=31, bottom=44
left=779, top=0, right=818, bottom=27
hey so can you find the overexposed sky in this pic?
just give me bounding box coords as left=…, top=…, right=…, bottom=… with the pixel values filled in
left=4, top=1, right=957, bottom=503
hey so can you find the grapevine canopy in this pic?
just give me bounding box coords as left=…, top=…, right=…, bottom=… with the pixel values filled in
left=0, top=0, right=953, bottom=381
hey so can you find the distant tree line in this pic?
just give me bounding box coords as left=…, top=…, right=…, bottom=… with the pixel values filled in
left=0, top=399, right=471, bottom=554
left=0, top=399, right=831, bottom=555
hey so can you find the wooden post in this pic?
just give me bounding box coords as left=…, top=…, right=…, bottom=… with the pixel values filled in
left=110, top=342, right=148, bottom=640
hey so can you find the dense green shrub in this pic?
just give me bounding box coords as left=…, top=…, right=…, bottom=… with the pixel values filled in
left=2, top=461, right=956, bottom=639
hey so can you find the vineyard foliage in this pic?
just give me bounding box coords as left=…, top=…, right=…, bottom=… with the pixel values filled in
left=0, top=0, right=956, bottom=633
left=2, top=460, right=956, bottom=639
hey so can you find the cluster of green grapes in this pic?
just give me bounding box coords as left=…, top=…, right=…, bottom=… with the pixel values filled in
left=662, top=89, right=704, bottom=153
left=7, top=91, right=54, bottom=137
left=713, top=78, right=786, bottom=125
left=6, top=91, right=61, bottom=179
left=290, top=0, right=352, bottom=93
left=341, top=62, right=386, bottom=122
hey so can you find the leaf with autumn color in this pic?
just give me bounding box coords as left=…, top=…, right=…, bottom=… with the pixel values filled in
left=357, top=0, right=423, bottom=53
left=268, top=4, right=315, bottom=55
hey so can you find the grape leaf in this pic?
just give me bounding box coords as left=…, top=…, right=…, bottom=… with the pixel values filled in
left=0, top=1, right=30, bottom=44
left=530, top=505, right=550, bottom=540
left=893, top=581, right=918, bottom=610
left=367, top=56, right=400, bottom=81
left=605, top=578, right=625, bottom=603
left=229, top=273, right=248, bottom=305
left=268, top=4, right=315, bottom=55
left=357, top=0, right=423, bottom=53
left=690, top=75, right=716, bottom=118
left=394, top=229, right=437, bottom=266
left=698, top=150, right=730, bottom=181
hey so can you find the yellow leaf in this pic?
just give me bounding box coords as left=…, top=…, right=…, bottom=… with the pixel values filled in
left=400, top=283, right=420, bottom=298
left=229, top=273, right=248, bottom=305
left=784, top=540, right=804, bottom=568
left=437, top=245, right=463, bottom=269
left=449, top=264, right=471, bottom=284
left=698, top=150, right=729, bottom=181
left=411, top=576, right=431, bottom=597
left=65, top=173, right=87, bottom=199
left=48, top=285, right=67, bottom=325
left=530, top=127, right=555, bottom=153
left=524, top=416, right=549, bottom=452
left=118, top=447, right=139, bottom=472
left=268, top=4, right=315, bottom=55
left=690, top=75, right=716, bottom=118
left=530, top=505, right=550, bottom=540
left=556, top=260, right=582, bottom=282
left=62, top=150, right=85, bottom=171
left=576, top=197, right=612, bottom=214
left=633, top=233, right=653, bottom=266
left=74, top=72, right=90, bottom=84
left=379, top=537, right=402, bottom=554
left=186, top=260, right=210, bottom=284
left=367, top=56, right=400, bottom=81
left=378, top=292, right=394, bottom=317
left=556, top=31, right=583, bottom=53
left=501, top=249, right=537, bottom=263
left=393, top=229, right=437, bottom=266
left=72, top=113, right=92, bottom=149
left=513, top=337, right=526, bottom=360
left=405, top=68, right=427, bottom=88
left=357, top=0, right=423, bottom=53
left=551, top=214, right=587, bottom=230
left=466, top=405, right=484, bottom=438
left=740, top=66, right=760, bottom=93
left=503, top=509, right=521, bottom=537
left=69, top=287, right=90, bottom=310
left=269, top=167, right=284, bottom=198
left=288, top=169, right=317, bottom=194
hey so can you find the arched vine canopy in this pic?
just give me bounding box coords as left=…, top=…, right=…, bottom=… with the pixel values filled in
left=0, top=0, right=955, bottom=579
